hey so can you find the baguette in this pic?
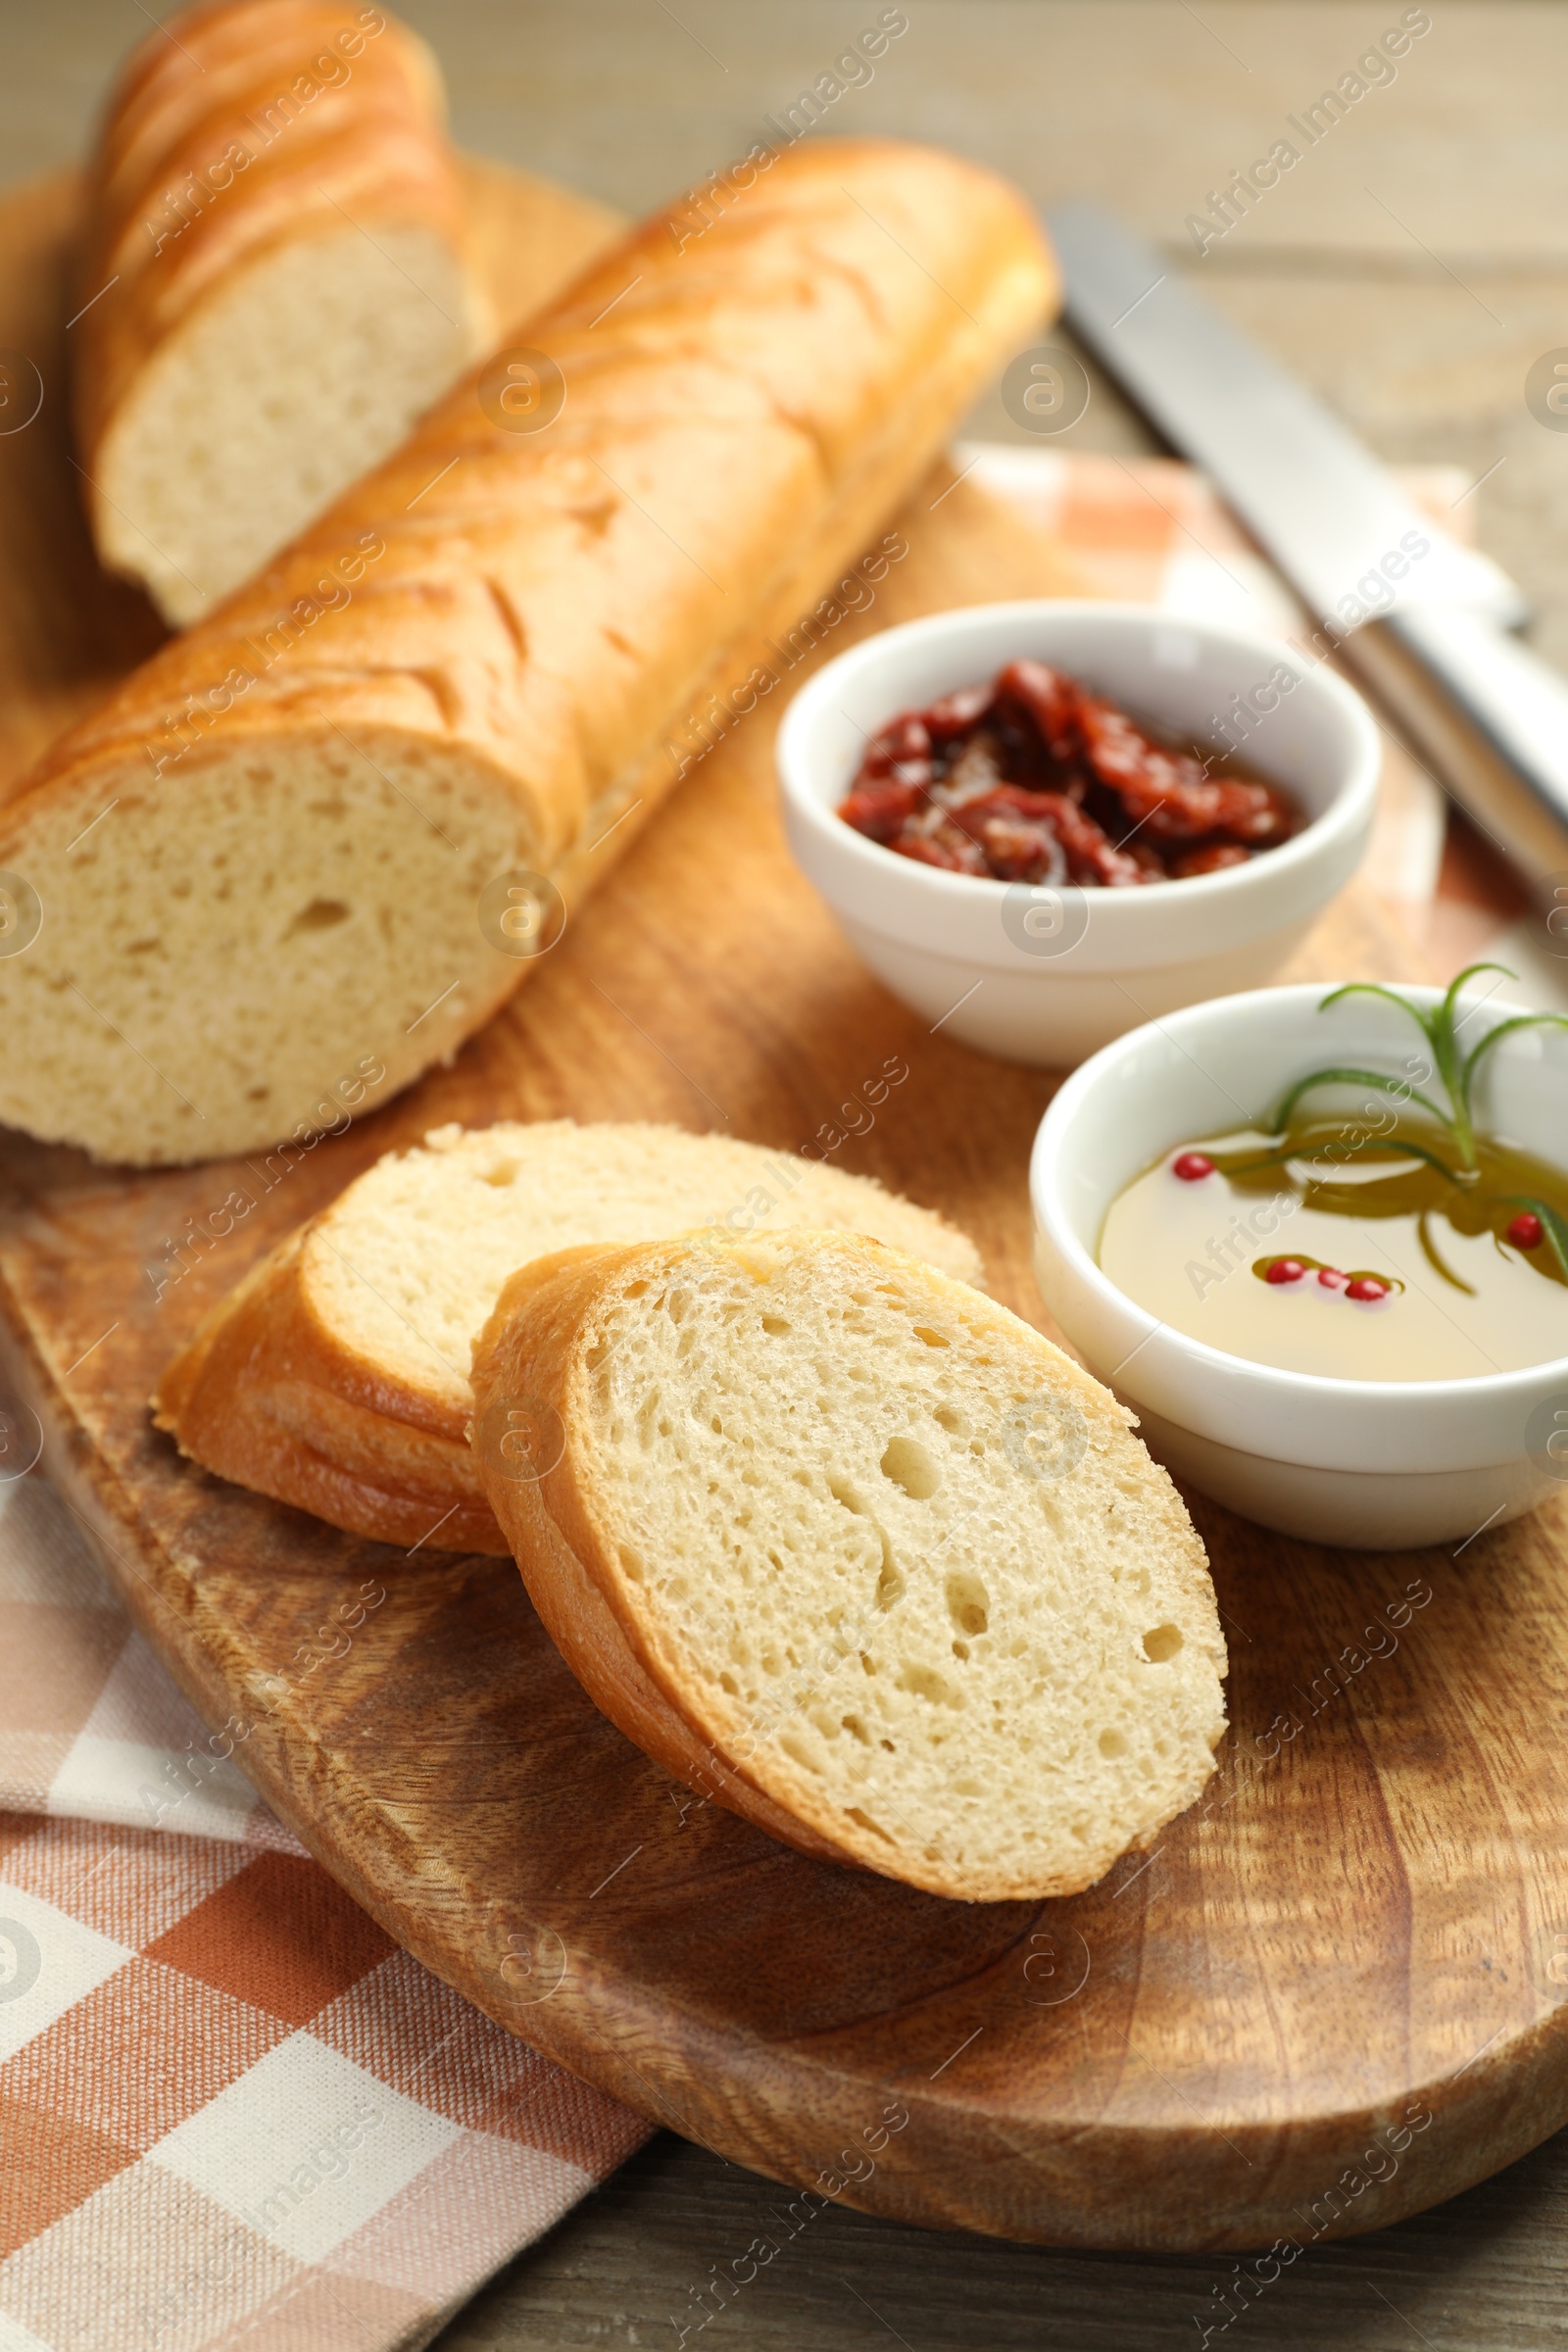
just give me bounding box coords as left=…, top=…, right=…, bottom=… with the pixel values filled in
left=3, top=136, right=1054, bottom=1166
left=471, top=1230, right=1228, bottom=1902
left=153, top=1118, right=985, bottom=1552
left=75, top=1, right=491, bottom=625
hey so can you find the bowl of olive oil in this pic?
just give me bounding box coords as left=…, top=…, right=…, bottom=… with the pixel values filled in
left=1031, top=971, right=1568, bottom=1547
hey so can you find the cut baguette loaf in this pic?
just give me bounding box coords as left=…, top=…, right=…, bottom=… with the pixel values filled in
left=4, top=137, right=1054, bottom=1166
left=76, top=1, right=492, bottom=625
left=153, top=1119, right=985, bottom=1553
left=470, top=1230, right=1228, bottom=1902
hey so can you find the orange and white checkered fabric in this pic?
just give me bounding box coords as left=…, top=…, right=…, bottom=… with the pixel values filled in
left=0, top=1816, right=649, bottom=2352
left=961, top=447, right=1473, bottom=616
left=0, top=1479, right=650, bottom=2352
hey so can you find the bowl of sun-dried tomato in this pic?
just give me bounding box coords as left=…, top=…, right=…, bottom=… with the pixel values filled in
left=776, top=602, right=1380, bottom=1064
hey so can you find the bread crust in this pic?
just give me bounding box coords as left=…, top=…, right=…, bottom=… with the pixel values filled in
left=472, top=1236, right=1228, bottom=1902
left=151, top=1122, right=986, bottom=1552
left=472, top=1245, right=858, bottom=1867
left=75, top=0, right=477, bottom=536
left=50, top=131, right=1054, bottom=865
left=0, top=135, right=1054, bottom=1162
left=153, top=1225, right=510, bottom=1553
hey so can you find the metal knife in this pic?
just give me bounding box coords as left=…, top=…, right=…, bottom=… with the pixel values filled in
left=1047, top=198, right=1568, bottom=886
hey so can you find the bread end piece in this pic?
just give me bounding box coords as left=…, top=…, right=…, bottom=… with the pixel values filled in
left=473, top=1231, right=1229, bottom=1903
left=77, top=0, right=490, bottom=623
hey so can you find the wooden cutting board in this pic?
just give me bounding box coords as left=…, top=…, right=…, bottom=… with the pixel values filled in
left=3, top=160, right=1567, bottom=2256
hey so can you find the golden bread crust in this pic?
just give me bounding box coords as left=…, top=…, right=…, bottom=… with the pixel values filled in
left=153, top=1224, right=508, bottom=1552
left=75, top=1, right=471, bottom=514
left=472, top=1244, right=858, bottom=1866
left=2, top=135, right=1055, bottom=1163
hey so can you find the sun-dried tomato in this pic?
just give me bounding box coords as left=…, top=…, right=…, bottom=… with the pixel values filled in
left=1078, top=697, right=1295, bottom=845
left=947, top=789, right=1068, bottom=884
left=855, top=712, right=936, bottom=797
left=922, top=682, right=995, bottom=740
left=837, top=658, right=1299, bottom=887
left=893, top=824, right=990, bottom=875
left=837, top=779, right=922, bottom=843
left=994, top=660, right=1083, bottom=769
left=866, top=713, right=932, bottom=763
left=1030, top=792, right=1152, bottom=888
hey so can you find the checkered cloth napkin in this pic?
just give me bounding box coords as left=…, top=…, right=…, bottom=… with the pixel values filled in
left=0, top=445, right=1523, bottom=2352
left=0, top=1475, right=651, bottom=2352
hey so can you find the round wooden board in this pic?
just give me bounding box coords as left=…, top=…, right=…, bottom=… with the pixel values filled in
left=3, top=163, right=1568, bottom=2255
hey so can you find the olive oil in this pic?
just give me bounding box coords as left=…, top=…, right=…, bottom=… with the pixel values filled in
left=1100, top=1120, right=1568, bottom=1383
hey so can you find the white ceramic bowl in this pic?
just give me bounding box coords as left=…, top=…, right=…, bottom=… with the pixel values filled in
left=777, top=602, right=1380, bottom=1066
left=1030, top=984, right=1568, bottom=1549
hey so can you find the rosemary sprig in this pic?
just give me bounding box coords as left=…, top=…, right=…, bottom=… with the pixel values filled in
left=1269, top=1065, right=1452, bottom=1138
left=1270, top=966, right=1568, bottom=1170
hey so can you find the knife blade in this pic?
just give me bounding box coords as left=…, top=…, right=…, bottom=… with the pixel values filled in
left=1047, top=199, right=1568, bottom=880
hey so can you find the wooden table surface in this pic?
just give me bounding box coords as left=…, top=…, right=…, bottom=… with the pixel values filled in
left=6, top=6, right=1568, bottom=2346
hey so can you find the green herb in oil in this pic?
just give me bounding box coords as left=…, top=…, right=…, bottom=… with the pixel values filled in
left=1206, top=967, right=1568, bottom=1295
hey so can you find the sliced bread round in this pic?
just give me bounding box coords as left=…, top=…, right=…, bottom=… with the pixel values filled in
left=153, top=1120, right=983, bottom=1553
left=470, top=1229, right=1228, bottom=1902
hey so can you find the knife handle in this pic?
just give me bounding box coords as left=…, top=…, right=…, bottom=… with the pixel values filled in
left=1344, top=612, right=1568, bottom=887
